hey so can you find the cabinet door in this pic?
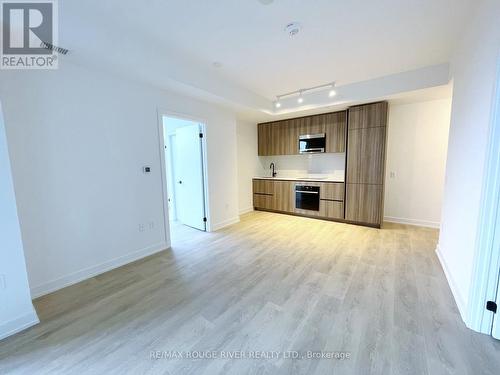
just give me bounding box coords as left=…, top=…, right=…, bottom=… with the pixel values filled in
left=320, top=200, right=344, bottom=219
left=273, top=181, right=294, bottom=212
left=348, top=102, right=388, bottom=130
left=347, top=126, right=386, bottom=185
left=258, top=123, right=272, bottom=156
left=253, top=194, right=273, bottom=210
left=297, top=116, right=311, bottom=136
left=345, top=184, right=383, bottom=225
left=309, top=114, right=326, bottom=135
left=253, top=179, right=274, bottom=194
left=325, top=111, right=346, bottom=153
left=277, top=120, right=296, bottom=155
left=320, top=182, right=344, bottom=201
left=269, top=122, right=281, bottom=155
left=285, top=120, right=299, bottom=155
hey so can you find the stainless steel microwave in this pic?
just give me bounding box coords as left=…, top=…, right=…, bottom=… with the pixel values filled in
left=298, top=133, right=326, bottom=154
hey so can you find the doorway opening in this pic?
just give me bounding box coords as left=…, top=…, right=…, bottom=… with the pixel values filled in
left=161, top=115, right=209, bottom=243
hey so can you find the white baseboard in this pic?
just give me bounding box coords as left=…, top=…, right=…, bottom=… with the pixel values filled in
left=239, top=206, right=254, bottom=215
left=435, top=244, right=467, bottom=321
left=30, top=242, right=168, bottom=298
left=211, top=216, right=240, bottom=232
left=0, top=307, right=39, bottom=341
left=384, top=216, right=440, bottom=229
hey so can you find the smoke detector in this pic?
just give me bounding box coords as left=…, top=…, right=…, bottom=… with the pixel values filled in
left=284, top=22, right=301, bottom=37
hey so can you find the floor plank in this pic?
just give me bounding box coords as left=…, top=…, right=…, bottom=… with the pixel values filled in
left=1, top=211, right=499, bottom=375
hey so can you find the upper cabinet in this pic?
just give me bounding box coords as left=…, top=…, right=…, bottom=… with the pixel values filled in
left=257, top=122, right=273, bottom=156
left=325, top=111, right=346, bottom=153
left=347, top=102, right=388, bottom=130
left=257, top=110, right=347, bottom=156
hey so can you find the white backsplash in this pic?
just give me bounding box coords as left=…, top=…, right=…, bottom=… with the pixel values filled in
left=258, top=153, right=345, bottom=181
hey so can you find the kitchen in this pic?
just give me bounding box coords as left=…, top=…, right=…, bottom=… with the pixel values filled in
left=253, top=101, right=387, bottom=228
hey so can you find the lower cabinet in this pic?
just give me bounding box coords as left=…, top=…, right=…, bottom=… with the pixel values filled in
left=345, top=183, right=383, bottom=225
left=272, top=181, right=294, bottom=212
left=320, top=200, right=344, bottom=219
left=252, top=179, right=274, bottom=195
left=253, top=179, right=345, bottom=221
left=253, top=193, right=273, bottom=210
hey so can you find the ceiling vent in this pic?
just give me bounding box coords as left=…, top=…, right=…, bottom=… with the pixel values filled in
left=40, top=41, right=69, bottom=55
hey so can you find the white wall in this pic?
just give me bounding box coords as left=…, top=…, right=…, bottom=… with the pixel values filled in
left=437, top=0, right=500, bottom=320
left=0, top=62, right=239, bottom=298
left=236, top=120, right=261, bottom=214
left=0, top=102, right=39, bottom=340
left=384, top=99, right=452, bottom=228
left=258, top=154, right=346, bottom=181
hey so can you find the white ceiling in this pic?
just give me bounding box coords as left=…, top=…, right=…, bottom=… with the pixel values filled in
left=58, top=0, right=472, bottom=119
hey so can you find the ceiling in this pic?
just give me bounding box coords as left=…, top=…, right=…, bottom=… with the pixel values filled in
left=57, top=0, right=472, bottom=119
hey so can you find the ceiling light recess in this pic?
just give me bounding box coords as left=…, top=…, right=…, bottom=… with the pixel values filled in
left=273, top=81, right=339, bottom=108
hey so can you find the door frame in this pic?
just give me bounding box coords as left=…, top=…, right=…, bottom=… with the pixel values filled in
left=156, top=108, right=211, bottom=241
left=467, top=56, right=500, bottom=334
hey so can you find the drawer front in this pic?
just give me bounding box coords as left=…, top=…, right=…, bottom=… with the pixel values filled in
left=252, top=179, right=274, bottom=195
left=320, top=182, right=344, bottom=201
left=253, top=194, right=273, bottom=210
left=320, top=200, right=344, bottom=219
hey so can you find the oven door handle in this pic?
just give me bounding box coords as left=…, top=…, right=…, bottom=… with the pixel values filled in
left=296, top=191, right=319, bottom=194
left=301, top=148, right=324, bottom=152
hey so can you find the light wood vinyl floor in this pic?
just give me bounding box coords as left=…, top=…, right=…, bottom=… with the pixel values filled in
left=1, top=211, right=500, bottom=374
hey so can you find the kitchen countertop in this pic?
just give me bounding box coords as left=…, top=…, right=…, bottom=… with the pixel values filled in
left=253, top=176, right=345, bottom=183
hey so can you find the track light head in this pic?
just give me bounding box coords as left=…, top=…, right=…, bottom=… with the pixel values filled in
left=328, top=82, right=337, bottom=97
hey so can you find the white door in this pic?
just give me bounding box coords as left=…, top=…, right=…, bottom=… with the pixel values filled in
left=174, top=124, right=206, bottom=231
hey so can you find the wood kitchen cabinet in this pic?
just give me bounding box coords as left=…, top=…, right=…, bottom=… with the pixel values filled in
left=348, top=101, right=388, bottom=130
left=345, top=102, right=388, bottom=227
left=257, top=122, right=273, bottom=156
left=252, top=179, right=274, bottom=210
left=320, top=182, right=344, bottom=201
left=325, top=111, right=347, bottom=153
left=320, top=200, right=344, bottom=219
left=257, top=110, right=347, bottom=156
left=252, top=179, right=274, bottom=195
left=253, top=194, right=273, bottom=210
left=345, top=184, right=383, bottom=224
left=253, top=178, right=345, bottom=221
left=346, top=126, right=386, bottom=185
left=272, top=181, right=294, bottom=212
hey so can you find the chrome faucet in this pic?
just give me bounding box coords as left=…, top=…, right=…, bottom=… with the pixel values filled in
left=270, top=162, right=277, bottom=178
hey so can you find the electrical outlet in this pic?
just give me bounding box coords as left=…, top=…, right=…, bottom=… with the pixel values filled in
left=0, top=274, right=6, bottom=290
left=148, top=221, right=154, bottom=230
left=390, top=171, right=396, bottom=178
left=138, top=224, right=145, bottom=232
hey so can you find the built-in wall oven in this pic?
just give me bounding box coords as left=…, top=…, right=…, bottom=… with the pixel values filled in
left=298, top=133, right=326, bottom=154
left=295, top=185, right=320, bottom=211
